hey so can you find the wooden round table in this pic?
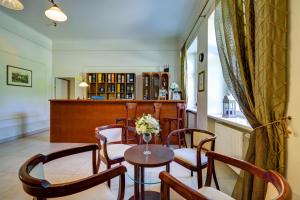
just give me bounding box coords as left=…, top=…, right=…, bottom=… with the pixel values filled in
left=124, top=144, right=174, bottom=200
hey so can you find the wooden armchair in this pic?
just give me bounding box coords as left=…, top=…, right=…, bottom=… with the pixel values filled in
left=160, top=151, right=291, bottom=200
left=166, top=128, right=219, bottom=189
left=95, top=124, right=132, bottom=187
left=19, top=144, right=126, bottom=200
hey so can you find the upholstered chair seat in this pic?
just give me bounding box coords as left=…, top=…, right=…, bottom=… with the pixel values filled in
left=100, top=144, right=131, bottom=160
left=173, top=148, right=208, bottom=167
left=198, top=187, right=234, bottom=200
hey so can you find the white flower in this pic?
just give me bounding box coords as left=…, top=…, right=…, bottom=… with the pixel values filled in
left=170, top=82, right=179, bottom=91
left=135, top=114, right=160, bottom=136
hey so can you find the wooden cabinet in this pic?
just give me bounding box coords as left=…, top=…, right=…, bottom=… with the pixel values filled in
left=87, top=73, right=136, bottom=100
left=142, top=72, right=169, bottom=100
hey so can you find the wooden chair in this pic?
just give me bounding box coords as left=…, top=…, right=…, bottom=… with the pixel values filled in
left=164, top=103, right=185, bottom=144
left=166, top=128, right=219, bottom=189
left=153, top=102, right=163, bottom=144
left=19, top=144, right=126, bottom=200
left=160, top=151, right=292, bottom=200
left=95, top=124, right=132, bottom=187
left=139, top=102, right=163, bottom=144
left=115, top=102, right=138, bottom=143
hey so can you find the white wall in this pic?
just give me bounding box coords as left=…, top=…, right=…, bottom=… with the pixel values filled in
left=196, top=19, right=209, bottom=130
left=287, top=0, right=300, bottom=198
left=52, top=39, right=180, bottom=99
left=0, top=11, right=52, bottom=142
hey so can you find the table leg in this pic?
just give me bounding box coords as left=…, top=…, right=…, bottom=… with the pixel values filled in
left=134, top=165, right=139, bottom=200
left=141, top=166, right=145, bottom=200
left=166, top=164, right=170, bottom=199
left=166, top=163, right=170, bottom=173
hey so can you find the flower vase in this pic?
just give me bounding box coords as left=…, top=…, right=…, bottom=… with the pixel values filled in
left=143, top=133, right=152, bottom=155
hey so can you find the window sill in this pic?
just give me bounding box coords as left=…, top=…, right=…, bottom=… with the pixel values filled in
left=208, top=113, right=253, bottom=132
left=186, top=107, right=197, bottom=114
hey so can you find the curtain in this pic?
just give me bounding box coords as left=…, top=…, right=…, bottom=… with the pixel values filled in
left=215, top=0, right=289, bottom=199
left=180, top=43, right=187, bottom=101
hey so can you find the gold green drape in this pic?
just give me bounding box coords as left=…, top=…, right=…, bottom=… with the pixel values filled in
left=180, top=43, right=187, bottom=101
left=215, top=0, right=288, bottom=199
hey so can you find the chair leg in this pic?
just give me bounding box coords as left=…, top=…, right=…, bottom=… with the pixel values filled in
left=212, top=165, right=220, bottom=190
left=107, top=164, right=111, bottom=188
left=191, top=170, right=193, bottom=176
left=197, top=169, right=203, bottom=189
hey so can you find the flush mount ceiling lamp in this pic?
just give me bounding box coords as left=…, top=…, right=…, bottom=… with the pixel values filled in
left=0, top=0, right=24, bottom=10
left=45, top=0, right=67, bottom=22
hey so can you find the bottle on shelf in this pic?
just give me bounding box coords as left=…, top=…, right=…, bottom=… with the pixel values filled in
left=112, top=84, right=115, bottom=92
left=112, top=74, right=115, bottom=83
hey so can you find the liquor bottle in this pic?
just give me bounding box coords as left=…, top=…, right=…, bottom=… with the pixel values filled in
left=117, top=84, right=120, bottom=93
left=145, top=77, right=148, bottom=86
left=129, top=74, right=134, bottom=82
left=112, top=84, right=115, bottom=92
left=98, top=74, right=102, bottom=83
left=127, top=74, right=130, bottom=83
left=88, top=75, right=92, bottom=83
left=112, top=74, right=115, bottom=83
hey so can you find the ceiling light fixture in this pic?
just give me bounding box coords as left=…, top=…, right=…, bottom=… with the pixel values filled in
left=45, top=0, right=67, bottom=22
left=0, top=0, right=24, bottom=10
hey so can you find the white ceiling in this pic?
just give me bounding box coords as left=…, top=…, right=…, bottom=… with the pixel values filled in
left=0, top=0, right=202, bottom=40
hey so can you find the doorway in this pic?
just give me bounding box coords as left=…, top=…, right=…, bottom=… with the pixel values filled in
left=54, top=77, right=75, bottom=99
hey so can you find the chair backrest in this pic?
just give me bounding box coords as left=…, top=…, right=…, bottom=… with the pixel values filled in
left=167, top=128, right=215, bottom=150
left=153, top=103, right=162, bottom=120
left=96, top=124, right=124, bottom=144
left=205, top=152, right=291, bottom=200
left=160, top=152, right=291, bottom=200
left=177, top=103, right=185, bottom=119
left=19, top=145, right=112, bottom=199
left=126, top=103, right=137, bottom=118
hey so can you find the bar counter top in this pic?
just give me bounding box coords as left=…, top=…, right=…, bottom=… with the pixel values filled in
left=50, top=99, right=185, bottom=143
left=49, top=99, right=184, bottom=103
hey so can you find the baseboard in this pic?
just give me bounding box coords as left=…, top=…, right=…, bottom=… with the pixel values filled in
left=0, top=127, right=49, bottom=144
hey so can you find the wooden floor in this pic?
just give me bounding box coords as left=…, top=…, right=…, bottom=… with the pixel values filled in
left=0, top=131, right=238, bottom=199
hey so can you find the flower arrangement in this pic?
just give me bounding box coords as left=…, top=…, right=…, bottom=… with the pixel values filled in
left=135, top=114, right=160, bottom=136
left=170, top=82, right=179, bottom=91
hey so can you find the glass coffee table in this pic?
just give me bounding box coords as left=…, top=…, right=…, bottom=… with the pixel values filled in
left=124, top=144, right=174, bottom=200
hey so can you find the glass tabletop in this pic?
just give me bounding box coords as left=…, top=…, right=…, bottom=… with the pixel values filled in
left=126, top=166, right=166, bottom=185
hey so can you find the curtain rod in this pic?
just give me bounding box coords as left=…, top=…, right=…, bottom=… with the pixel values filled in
left=183, top=0, right=209, bottom=46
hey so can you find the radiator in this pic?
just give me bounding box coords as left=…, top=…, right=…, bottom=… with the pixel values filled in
left=214, top=122, right=250, bottom=174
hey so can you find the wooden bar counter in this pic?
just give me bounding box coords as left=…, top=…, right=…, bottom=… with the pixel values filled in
left=50, top=99, right=185, bottom=143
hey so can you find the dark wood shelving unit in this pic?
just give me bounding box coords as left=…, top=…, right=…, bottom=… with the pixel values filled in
left=142, top=72, right=169, bottom=100
left=87, top=72, right=136, bottom=100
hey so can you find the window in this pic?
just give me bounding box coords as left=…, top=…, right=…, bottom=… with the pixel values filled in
left=186, top=38, right=198, bottom=110
left=207, top=11, right=245, bottom=118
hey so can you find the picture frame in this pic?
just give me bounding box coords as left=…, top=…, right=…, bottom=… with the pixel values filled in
left=7, top=65, right=32, bottom=87
left=198, top=70, right=205, bottom=92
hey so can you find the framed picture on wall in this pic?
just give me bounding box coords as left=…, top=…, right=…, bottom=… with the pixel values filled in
left=7, top=65, right=32, bottom=87
left=198, top=70, right=205, bottom=92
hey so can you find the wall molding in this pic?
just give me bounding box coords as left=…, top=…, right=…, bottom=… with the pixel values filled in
left=0, top=49, right=48, bottom=67
left=0, top=127, right=49, bottom=144
left=0, top=11, right=52, bottom=51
